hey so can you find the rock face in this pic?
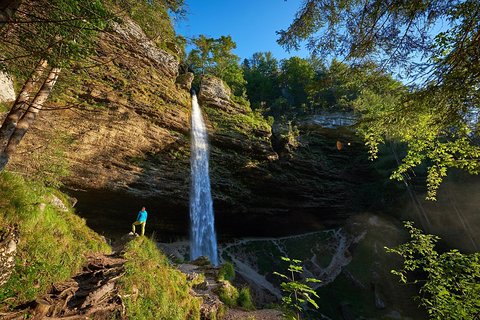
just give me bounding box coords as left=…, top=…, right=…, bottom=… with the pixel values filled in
left=111, top=18, right=179, bottom=79
left=0, top=71, right=15, bottom=103
left=6, top=16, right=379, bottom=239
left=199, top=75, right=238, bottom=113
left=175, top=72, right=194, bottom=91
left=199, top=76, right=378, bottom=236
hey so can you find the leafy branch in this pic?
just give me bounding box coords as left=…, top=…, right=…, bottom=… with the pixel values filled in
left=273, top=256, right=321, bottom=320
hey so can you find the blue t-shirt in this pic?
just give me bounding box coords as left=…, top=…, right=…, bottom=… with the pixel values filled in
left=137, top=210, right=148, bottom=222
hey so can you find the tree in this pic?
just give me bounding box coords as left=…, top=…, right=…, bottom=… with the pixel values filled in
left=242, top=51, right=281, bottom=109
left=0, top=0, right=111, bottom=171
left=386, top=222, right=480, bottom=319
left=187, top=35, right=246, bottom=96
left=278, top=0, right=480, bottom=199
left=280, top=57, right=315, bottom=110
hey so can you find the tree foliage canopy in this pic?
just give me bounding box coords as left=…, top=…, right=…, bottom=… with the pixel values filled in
left=387, top=222, right=480, bottom=319
left=187, top=35, right=246, bottom=96
left=278, top=0, right=480, bottom=199
left=0, top=0, right=112, bottom=77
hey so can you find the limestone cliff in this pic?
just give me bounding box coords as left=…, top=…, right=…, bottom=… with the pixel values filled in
left=6, top=16, right=377, bottom=239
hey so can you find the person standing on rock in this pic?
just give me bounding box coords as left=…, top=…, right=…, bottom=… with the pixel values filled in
left=132, top=206, right=148, bottom=236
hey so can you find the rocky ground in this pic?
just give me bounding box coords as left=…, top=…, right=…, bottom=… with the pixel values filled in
left=178, top=257, right=283, bottom=320
left=0, top=235, right=283, bottom=320
left=1, top=253, right=126, bottom=320
left=224, top=309, right=283, bottom=320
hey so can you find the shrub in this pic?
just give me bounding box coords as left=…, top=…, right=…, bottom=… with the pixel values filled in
left=274, top=257, right=320, bottom=320
left=238, top=287, right=255, bottom=310
left=217, top=281, right=239, bottom=307
left=386, top=222, right=480, bottom=320
left=217, top=261, right=235, bottom=282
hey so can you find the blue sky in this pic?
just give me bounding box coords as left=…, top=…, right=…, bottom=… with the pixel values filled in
left=174, top=0, right=310, bottom=61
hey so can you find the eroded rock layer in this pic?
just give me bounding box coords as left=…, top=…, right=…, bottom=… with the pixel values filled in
left=7, top=17, right=377, bottom=239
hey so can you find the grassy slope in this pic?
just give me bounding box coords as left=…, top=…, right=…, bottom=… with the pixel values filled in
left=0, top=172, right=111, bottom=306
left=0, top=172, right=202, bottom=319
left=118, top=237, right=201, bottom=320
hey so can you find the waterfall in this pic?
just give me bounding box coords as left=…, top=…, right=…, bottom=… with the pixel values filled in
left=189, top=91, right=218, bottom=265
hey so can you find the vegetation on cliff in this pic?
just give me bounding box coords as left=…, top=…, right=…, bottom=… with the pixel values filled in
left=119, top=237, right=201, bottom=319
left=0, top=172, right=110, bottom=306
left=0, top=0, right=185, bottom=173
left=387, top=222, right=480, bottom=320
left=0, top=172, right=204, bottom=319
left=278, top=0, right=480, bottom=200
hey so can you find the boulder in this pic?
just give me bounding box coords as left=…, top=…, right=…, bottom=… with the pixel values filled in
left=50, top=194, right=69, bottom=212
left=176, top=72, right=194, bottom=91
left=191, top=256, right=212, bottom=267
left=198, top=75, right=244, bottom=113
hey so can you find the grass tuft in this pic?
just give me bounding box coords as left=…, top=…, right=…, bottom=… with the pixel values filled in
left=217, top=261, right=235, bottom=282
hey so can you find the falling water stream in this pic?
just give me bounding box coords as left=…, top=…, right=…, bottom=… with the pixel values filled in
left=189, top=91, right=218, bottom=265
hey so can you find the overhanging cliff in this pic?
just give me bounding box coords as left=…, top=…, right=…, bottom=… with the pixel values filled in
left=6, top=15, right=379, bottom=239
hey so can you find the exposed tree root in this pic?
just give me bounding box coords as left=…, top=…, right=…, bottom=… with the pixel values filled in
left=3, top=253, right=127, bottom=319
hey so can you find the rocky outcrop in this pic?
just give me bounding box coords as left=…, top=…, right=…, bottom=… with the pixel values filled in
left=175, top=72, right=194, bottom=91
left=111, top=18, right=179, bottom=79
left=199, top=75, right=244, bottom=114
left=178, top=260, right=224, bottom=319
left=0, top=71, right=15, bottom=103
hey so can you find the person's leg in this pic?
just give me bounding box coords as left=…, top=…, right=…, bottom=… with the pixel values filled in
left=140, top=221, right=146, bottom=236
left=132, top=221, right=140, bottom=234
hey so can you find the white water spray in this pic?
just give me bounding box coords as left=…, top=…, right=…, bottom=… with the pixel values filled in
left=189, top=91, right=218, bottom=265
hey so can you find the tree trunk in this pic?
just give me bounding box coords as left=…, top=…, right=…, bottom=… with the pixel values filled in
left=0, top=59, right=48, bottom=152
left=0, top=67, right=61, bottom=171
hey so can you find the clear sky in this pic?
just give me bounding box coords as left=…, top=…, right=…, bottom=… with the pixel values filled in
left=174, top=0, right=310, bottom=61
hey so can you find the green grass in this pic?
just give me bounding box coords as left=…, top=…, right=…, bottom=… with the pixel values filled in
left=203, top=104, right=271, bottom=144
left=217, top=282, right=255, bottom=311
left=217, top=262, right=235, bottom=282
left=0, top=101, right=10, bottom=113
left=217, top=281, right=239, bottom=308
left=118, top=237, right=201, bottom=320
left=0, top=172, right=110, bottom=307
left=237, top=287, right=255, bottom=310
